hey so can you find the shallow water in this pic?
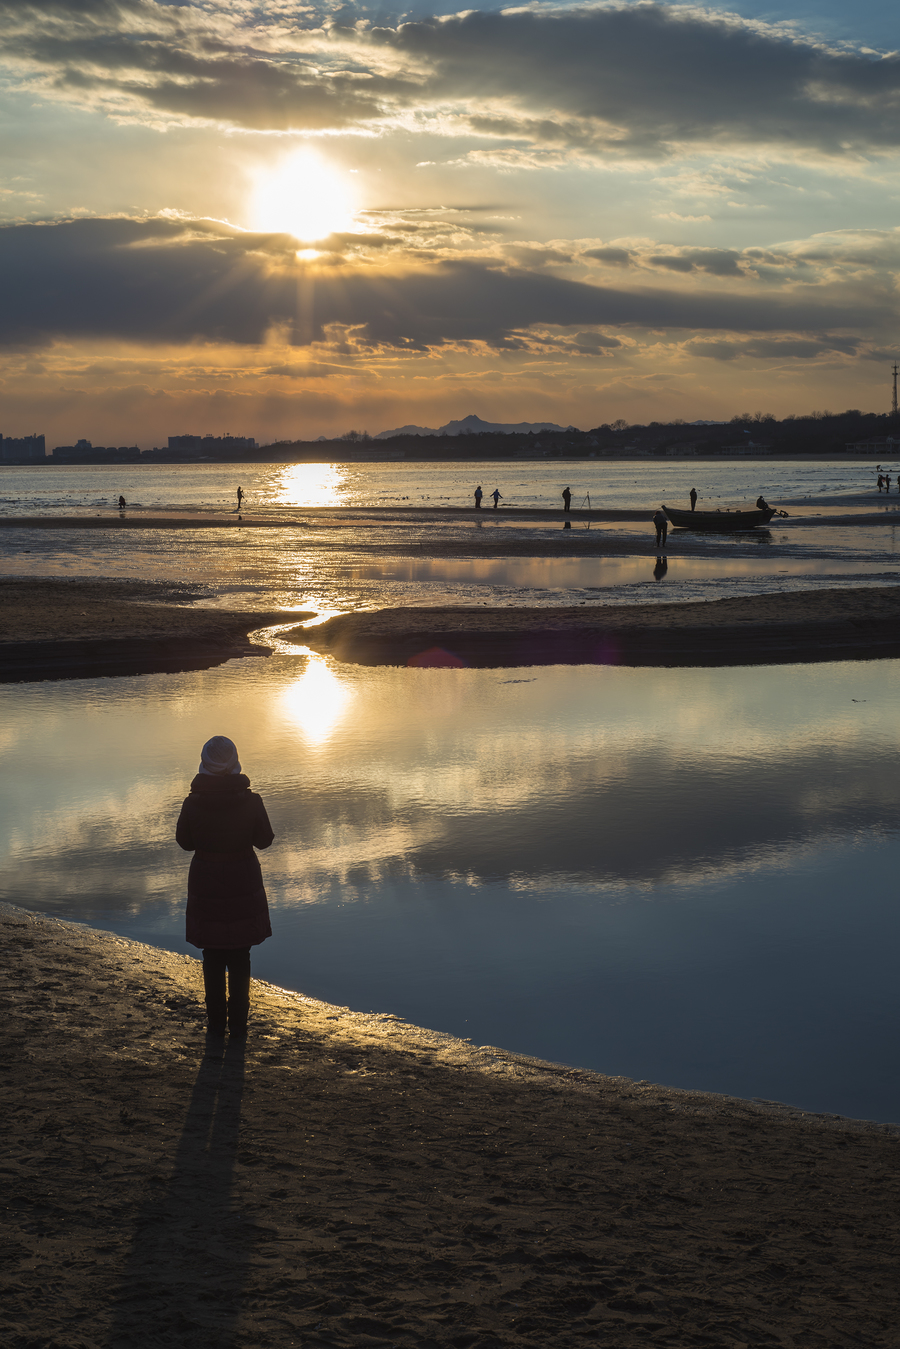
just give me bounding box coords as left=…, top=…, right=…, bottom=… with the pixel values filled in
left=1, top=457, right=895, bottom=516
left=5, top=462, right=900, bottom=612
left=3, top=651, right=899, bottom=1123
left=5, top=509, right=900, bottom=614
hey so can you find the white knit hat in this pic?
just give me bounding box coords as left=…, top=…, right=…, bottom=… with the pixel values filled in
left=199, top=736, right=241, bottom=776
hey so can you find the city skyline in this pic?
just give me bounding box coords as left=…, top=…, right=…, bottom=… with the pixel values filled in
left=1, top=0, right=900, bottom=444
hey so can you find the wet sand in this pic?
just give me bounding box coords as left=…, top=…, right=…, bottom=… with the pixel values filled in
left=3, top=903, right=898, bottom=1349
left=301, top=586, right=900, bottom=669
left=0, top=507, right=647, bottom=526
left=5, top=579, right=900, bottom=679
left=0, top=579, right=312, bottom=682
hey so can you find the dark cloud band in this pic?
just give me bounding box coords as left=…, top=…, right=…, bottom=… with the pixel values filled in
left=2, top=0, right=900, bottom=154
left=0, top=217, right=882, bottom=350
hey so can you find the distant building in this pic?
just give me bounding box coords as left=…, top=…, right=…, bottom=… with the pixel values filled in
left=167, top=434, right=258, bottom=454
left=846, top=437, right=900, bottom=454
left=52, top=443, right=140, bottom=462
left=719, top=441, right=773, bottom=456
left=1, top=433, right=46, bottom=462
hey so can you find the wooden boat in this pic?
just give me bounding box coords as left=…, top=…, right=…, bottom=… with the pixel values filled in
left=662, top=504, right=777, bottom=531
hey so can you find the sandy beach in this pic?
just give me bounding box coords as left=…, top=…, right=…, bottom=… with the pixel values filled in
left=3, top=902, right=899, bottom=1348
left=0, top=580, right=312, bottom=681
left=302, top=587, right=900, bottom=669
left=4, top=510, right=900, bottom=1347
left=5, top=578, right=900, bottom=680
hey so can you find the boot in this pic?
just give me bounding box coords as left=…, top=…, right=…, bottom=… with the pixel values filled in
left=227, top=973, right=251, bottom=1038
left=202, top=959, right=227, bottom=1036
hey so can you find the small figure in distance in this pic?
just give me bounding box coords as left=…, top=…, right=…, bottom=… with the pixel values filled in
left=653, top=507, right=668, bottom=550
left=491, top=487, right=502, bottom=510
left=689, top=487, right=697, bottom=512
left=117, top=495, right=126, bottom=511
left=877, top=474, right=884, bottom=493
left=886, top=474, right=892, bottom=494
left=756, top=494, right=771, bottom=511
left=176, top=735, right=275, bottom=1043
left=653, top=556, right=668, bottom=580
left=236, top=485, right=244, bottom=511
left=562, top=486, right=572, bottom=513
left=474, top=485, right=483, bottom=509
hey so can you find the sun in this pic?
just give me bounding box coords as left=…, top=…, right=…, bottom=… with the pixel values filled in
left=250, top=148, right=358, bottom=244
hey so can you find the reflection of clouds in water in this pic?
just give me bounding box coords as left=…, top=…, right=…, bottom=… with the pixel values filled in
left=281, top=655, right=355, bottom=746
left=3, top=659, right=900, bottom=916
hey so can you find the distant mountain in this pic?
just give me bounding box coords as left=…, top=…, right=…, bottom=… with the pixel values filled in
left=374, top=413, right=572, bottom=439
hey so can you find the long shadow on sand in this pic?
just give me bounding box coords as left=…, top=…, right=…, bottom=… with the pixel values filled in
left=106, top=1039, right=254, bottom=1348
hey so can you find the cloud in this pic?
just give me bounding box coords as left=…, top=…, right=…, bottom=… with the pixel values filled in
left=646, top=248, right=743, bottom=276
left=685, top=339, right=740, bottom=361
left=3, top=0, right=900, bottom=161
left=359, top=6, right=900, bottom=159
left=685, top=335, right=861, bottom=361
left=0, top=0, right=406, bottom=131
left=583, top=246, right=634, bottom=267
left=0, top=217, right=892, bottom=355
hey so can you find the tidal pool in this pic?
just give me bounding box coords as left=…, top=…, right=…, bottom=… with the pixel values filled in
left=351, top=553, right=900, bottom=590
left=3, top=652, right=899, bottom=1122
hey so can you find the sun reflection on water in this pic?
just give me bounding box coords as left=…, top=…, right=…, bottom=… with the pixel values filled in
left=272, top=463, right=346, bottom=509
left=281, top=655, right=355, bottom=745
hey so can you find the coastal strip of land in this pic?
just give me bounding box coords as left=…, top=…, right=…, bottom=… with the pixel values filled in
left=3, top=504, right=900, bottom=529
left=0, top=579, right=312, bottom=682
left=301, top=586, right=900, bottom=669
left=5, top=580, right=900, bottom=679
left=2, top=903, right=898, bottom=1349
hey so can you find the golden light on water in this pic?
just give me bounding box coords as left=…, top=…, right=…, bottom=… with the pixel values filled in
left=274, top=462, right=345, bottom=508
left=282, top=655, right=355, bottom=746
left=250, top=148, right=358, bottom=243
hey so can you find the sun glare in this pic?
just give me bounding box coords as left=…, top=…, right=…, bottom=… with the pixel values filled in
left=275, top=463, right=346, bottom=508
left=250, top=149, right=358, bottom=244
left=282, top=655, right=355, bottom=746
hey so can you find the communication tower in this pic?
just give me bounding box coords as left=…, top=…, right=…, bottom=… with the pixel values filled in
left=893, top=362, right=898, bottom=416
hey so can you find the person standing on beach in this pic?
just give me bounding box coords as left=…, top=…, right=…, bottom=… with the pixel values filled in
left=886, top=474, right=892, bottom=494
left=176, top=735, right=274, bottom=1040
left=562, top=487, right=572, bottom=513
left=690, top=487, right=697, bottom=512
left=877, top=474, right=884, bottom=493
left=236, top=485, right=244, bottom=511
left=474, top=485, right=483, bottom=509
left=653, top=508, right=668, bottom=549
left=491, top=488, right=502, bottom=510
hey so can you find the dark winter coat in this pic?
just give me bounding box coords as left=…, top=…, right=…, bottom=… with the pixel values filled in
left=176, top=774, right=274, bottom=950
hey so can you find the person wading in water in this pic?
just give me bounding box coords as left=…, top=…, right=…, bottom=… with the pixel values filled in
left=176, top=735, right=274, bottom=1041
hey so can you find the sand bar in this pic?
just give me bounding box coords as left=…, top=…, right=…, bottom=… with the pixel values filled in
left=5, top=580, right=900, bottom=680
left=0, top=504, right=816, bottom=527
left=302, top=586, right=900, bottom=669
left=2, top=902, right=898, bottom=1348
left=0, top=579, right=312, bottom=682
